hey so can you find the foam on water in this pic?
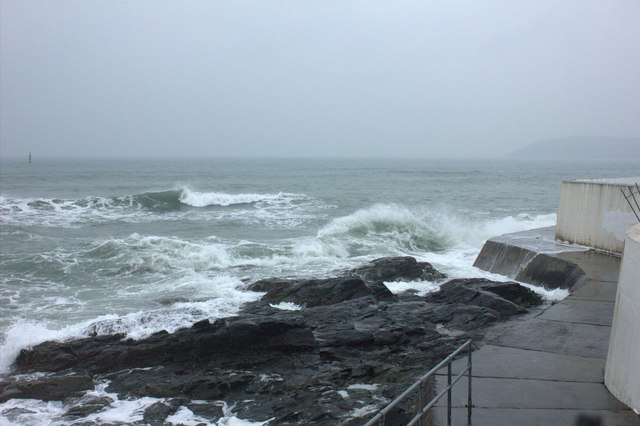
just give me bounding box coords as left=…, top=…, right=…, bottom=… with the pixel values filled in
left=293, top=206, right=556, bottom=270
left=383, top=280, right=441, bottom=296
left=0, top=283, right=263, bottom=374
left=2, top=158, right=636, bottom=424
left=0, top=206, right=560, bottom=375
left=179, top=187, right=300, bottom=207
left=0, top=381, right=270, bottom=425
left=269, top=302, right=303, bottom=310
left=0, top=188, right=317, bottom=228
left=314, top=204, right=452, bottom=254
left=85, top=233, right=236, bottom=273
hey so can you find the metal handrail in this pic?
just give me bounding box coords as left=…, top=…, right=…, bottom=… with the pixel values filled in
left=364, top=339, right=473, bottom=426
left=621, top=184, right=640, bottom=223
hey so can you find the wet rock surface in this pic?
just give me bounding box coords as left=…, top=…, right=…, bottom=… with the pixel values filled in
left=3, top=257, right=543, bottom=425
left=346, top=256, right=446, bottom=283
left=248, top=276, right=397, bottom=307
left=0, top=374, right=94, bottom=403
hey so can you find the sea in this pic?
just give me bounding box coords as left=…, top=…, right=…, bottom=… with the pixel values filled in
left=1, top=157, right=638, bottom=425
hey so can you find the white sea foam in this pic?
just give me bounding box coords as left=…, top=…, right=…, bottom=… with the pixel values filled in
left=0, top=381, right=268, bottom=425
left=0, top=188, right=318, bottom=228
left=293, top=205, right=556, bottom=266
left=349, top=404, right=379, bottom=418
left=179, top=188, right=299, bottom=207
left=269, top=302, right=303, bottom=310
left=516, top=282, right=570, bottom=301
left=86, top=233, right=236, bottom=272
left=0, top=205, right=560, bottom=376
left=383, top=280, right=441, bottom=296
left=0, top=399, right=66, bottom=425
left=0, top=321, right=87, bottom=375
left=165, top=406, right=212, bottom=425
left=316, top=204, right=452, bottom=254
left=0, top=282, right=262, bottom=375
left=0, top=194, right=151, bottom=228
left=347, top=383, right=379, bottom=391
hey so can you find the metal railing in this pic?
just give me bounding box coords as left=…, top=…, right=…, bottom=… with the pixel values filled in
left=621, top=184, right=640, bottom=223
left=365, top=339, right=473, bottom=426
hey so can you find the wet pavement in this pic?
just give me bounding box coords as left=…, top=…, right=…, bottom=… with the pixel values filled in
left=433, top=228, right=640, bottom=425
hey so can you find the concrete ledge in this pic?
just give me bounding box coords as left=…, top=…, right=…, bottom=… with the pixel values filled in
left=472, top=239, right=538, bottom=278
left=474, top=227, right=621, bottom=292
left=473, top=227, right=591, bottom=290
left=516, top=253, right=586, bottom=290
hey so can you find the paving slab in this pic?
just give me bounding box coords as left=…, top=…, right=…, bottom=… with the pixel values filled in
left=571, top=280, right=619, bottom=301
left=555, top=251, right=620, bottom=283
left=431, top=407, right=640, bottom=426
left=537, top=298, right=615, bottom=326
left=435, top=344, right=605, bottom=382
left=434, top=376, right=628, bottom=410
left=485, top=317, right=611, bottom=359
left=425, top=233, right=640, bottom=425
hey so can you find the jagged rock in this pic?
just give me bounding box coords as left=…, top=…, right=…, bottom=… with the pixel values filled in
left=424, top=278, right=541, bottom=317
left=248, top=276, right=396, bottom=307
left=347, top=256, right=446, bottom=282
left=65, top=396, right=114, bottom=418
left=142, top=399, right=186, bottom=425
left=0, top=374, right=94, bottom=402
left=6, top=259, right=543, bottom=425
left=186, top=402, right=224, bottom=423
left=16, top=318, right=316, bottom=374
left=105, top=366, right=257, bottom=400
left=478, top=280, right=543, bottom=308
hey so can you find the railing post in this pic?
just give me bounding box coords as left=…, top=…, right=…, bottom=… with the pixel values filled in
left=363, top=339, right=472, bottom=426
left=447, top=360, right=452, bottom=426
left=418, top=379, right=423, bottom=423
left=468, top=344, right=472, bottom=425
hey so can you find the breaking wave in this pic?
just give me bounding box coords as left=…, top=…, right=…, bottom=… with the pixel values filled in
left=0, top=188, right=309, bottom=227
left=0, top=203, right=557, bottom=376
left=294, top=204, right=556, bottom=259
left=178, top=188, right=292, bottom=207
left=0, top=275, right=262, bottom=375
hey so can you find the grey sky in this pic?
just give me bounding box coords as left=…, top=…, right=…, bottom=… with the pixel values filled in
left=1, top=1, right=639, bottom=159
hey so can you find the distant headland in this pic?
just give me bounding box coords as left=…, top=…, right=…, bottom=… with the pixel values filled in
left=507, top=136, right=640, bottom=160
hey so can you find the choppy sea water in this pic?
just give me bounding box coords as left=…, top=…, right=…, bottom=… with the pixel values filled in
left=1, top=157, right=638, bottom=424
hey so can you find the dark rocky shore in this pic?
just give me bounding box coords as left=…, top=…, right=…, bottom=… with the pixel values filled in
left=1, top=257, right=543, bottom=425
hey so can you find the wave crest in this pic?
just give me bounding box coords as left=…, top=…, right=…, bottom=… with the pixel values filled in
left=293, top=204, right=453, bottom=259
left=0, top=188, right=309, bottom=227
left=178, top=188, right=294, bottom=207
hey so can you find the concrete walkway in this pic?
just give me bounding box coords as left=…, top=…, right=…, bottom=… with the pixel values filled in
left=433, top=249, right=640, bottom=425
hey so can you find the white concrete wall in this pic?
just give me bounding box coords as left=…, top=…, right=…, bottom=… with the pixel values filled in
left=555, top=178, right=639, bottom=253
left=605, top=223, right=640, bottom=412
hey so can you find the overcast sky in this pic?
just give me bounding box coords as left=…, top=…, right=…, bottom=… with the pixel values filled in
left=1, top=1, right=639, bottom=159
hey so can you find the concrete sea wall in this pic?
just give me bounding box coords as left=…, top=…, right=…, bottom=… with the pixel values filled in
left=605, top=223, right=640, bottom=412
left=555, top=177, right=639, bottom=254
left=473, top=226, right=589, bottom=290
